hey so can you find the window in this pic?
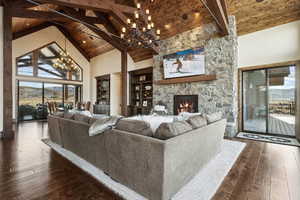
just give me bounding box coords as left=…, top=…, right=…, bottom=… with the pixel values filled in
left=16, top=43, right=82, bottom=81
left=17, top=53, right=34, bottom=76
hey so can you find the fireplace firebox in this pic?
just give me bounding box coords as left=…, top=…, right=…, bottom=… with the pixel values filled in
left=174, top=95, right=198, bottom=115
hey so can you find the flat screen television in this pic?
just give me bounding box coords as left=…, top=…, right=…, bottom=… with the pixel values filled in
left=163, top=47, right=205, bottom=79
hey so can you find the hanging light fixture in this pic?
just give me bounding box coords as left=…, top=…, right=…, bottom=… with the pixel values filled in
left=120, top=0, right=161, bottom=48
left=53, top=37, right=79, bottom=73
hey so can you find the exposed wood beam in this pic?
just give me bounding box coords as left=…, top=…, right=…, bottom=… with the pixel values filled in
left=61, top=7, right=126, bottom=51
left=35, top=0, right=158, bottom=53
left=13, top=22, right=53, bottom=40
left=36, top=0, right=136, bottom=14
left=121, top=50, right=128, bottom=116
left=93, top=11, right=119, bottom=35
left=12, top=9, right=104, bottom=24
left=202, top=0, right=229, bottom=35
left=3, top=0, right=14, bottom=138
left=53, top=24, right=91, bottom=61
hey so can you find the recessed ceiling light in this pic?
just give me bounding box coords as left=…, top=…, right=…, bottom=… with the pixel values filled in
left=164, top=24, right=171, bottom=29
left=82, top=40, right=86, bottom=44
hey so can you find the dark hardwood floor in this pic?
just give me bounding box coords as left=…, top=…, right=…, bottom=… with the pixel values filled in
left=0, top=122, right=299, bottom=200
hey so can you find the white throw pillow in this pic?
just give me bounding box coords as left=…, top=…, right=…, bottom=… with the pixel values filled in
left=175, top=112, right=202, bottom=121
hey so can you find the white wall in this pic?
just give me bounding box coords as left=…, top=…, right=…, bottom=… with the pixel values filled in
left=12, top=26, right=90, bottom=118
left=0, top=7, right=3, bottom=132
left=238, top=20, right=300, bottom=67
left=90, top=49, right=153, bottom=115
left=110, top=73, right=121, bottom=115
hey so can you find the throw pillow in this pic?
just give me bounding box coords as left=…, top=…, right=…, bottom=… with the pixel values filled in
left=187, top=115, right=207, bottom=129
left=115, top=119, right=153, bottom=137
left=175, top=112, right=202, bottom=121
left=206, top=112, right=223, bottom=124
left=89, top=116, right=122, bottom=136
left=154, top=120, right=193, bottom=140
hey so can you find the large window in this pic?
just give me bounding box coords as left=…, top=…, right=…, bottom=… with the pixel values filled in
left=17, top=43, right=82, bottom=81
left=18, top=81, right=82, bottom=121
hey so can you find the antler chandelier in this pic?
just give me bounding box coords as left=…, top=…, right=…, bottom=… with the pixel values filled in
left=120, top=0, right=161, bottom=48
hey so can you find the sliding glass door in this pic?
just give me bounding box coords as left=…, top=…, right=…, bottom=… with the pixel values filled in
left=18, top=81, right=82, bottom=122
left=18, top=81, right=45, bottom=121
left=242, top=65, right=296, bottom=137
left=268, top=67, right=295, bottom=136
left=243, top=69, right=267, bottom=133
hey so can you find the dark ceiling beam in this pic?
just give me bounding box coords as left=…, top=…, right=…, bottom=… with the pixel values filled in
left=36, top=0, right=136, bottom=14
left=202, top=0, right=229, bottom=35
left=61, top=7, right=126, bottom=51
left=36, top=0, right=158, bottom=53
left=13, top=22, right=53, bottom=40
left=12, top=9, right=105, bottom=24
left=93, top=11, right=119, bottom=35
left=53, top=24, right=91, bottom=61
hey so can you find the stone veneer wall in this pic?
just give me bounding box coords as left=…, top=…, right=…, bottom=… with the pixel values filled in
left=153, top=16, right=238, bottom=137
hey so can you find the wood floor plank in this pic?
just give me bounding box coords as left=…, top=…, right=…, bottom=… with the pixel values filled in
left=1, top=122, right=299, bottom=200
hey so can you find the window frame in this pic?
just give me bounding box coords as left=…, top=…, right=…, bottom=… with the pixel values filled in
left=16, top=42, right=83, bottom=83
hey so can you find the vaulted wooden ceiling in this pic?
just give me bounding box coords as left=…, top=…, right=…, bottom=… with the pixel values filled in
left=11, top=0, right=300, bottom=62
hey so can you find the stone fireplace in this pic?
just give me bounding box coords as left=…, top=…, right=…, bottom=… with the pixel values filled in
left=153, top=16, right=238, bottom=137
left=174, top=95, right=198, bottom=115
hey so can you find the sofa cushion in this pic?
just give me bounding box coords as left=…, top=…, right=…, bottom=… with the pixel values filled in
left=154, top=120, right=193, bottom=140
left=64, top=112, right=74, bottom=119
left=206, top=112, right=222, bottom=124
left=115, top=119, right=153, bottom=137
left=187, top=115, right=207, bottom=129
left=74, top=113, right=91, bottom=124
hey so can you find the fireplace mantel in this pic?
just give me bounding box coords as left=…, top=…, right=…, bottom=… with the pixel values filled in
left=154, top=74, right=216, bottom=85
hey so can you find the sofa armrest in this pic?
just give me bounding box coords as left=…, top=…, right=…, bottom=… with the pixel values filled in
left=48, top=115, right=63, bottom=146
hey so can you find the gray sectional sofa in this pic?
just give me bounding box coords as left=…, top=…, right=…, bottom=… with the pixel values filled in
left=48, top=113, right=226, bottom=200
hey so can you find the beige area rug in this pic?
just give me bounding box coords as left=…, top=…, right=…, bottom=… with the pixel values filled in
left=42, top=139, right=246, bottom=200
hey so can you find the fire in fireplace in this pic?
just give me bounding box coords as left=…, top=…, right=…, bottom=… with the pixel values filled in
left=174, top=95, right=198, bottom=115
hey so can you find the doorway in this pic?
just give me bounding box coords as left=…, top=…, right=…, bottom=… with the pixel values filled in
left=242, top=65, right=296, bottom=137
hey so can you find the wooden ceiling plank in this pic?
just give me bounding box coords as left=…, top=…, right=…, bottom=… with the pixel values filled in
left=13, top=0, right=39, bottom=8
left=12, top=8, right=104, bottom=24
left=54, top=24, right=91, bottom=61
left=13, top=22, right=53, bottom=40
